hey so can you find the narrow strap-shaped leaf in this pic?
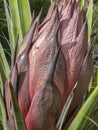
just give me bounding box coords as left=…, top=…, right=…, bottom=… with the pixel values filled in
left=68, top=86, right=98, bottom=130
left=89, top=68, right=98, bottom=93
left=8, top=0, right=23, bottom=50
left=86, top=0, right=93, bottom=43
left=0, top=64, right=6, bottom=85
left=0, top=75, right=4, bottom=96
left=0, top=43, right=10, bottom=82
left=54, top=87, right=75, bottom=130
left=8, top=80, right=26, bottom=130
left=4, top=0, right=15, bottom=53
left=17, top=0, right=32, bottom=36
left=11, top=35, right=19, bottom=69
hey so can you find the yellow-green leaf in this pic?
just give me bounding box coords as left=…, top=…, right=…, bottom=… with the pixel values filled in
left=0, top=43, right=10, bottom=83
left=87, top=0, right=93, bottom=43
left=17, top=0, right=32, bottom=36
left=68, top=86, right=98, bottom=130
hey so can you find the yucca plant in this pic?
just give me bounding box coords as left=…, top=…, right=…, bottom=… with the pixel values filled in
left=0, top=0, right=98, bottom=130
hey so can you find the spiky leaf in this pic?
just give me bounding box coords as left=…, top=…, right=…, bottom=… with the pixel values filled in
left=68, top=86, right=98, bottom=130
left=87, top=0, right=93, bottom=42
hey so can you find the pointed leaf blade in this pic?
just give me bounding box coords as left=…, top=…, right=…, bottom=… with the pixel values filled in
left=68, top=86, right=98, bottom=130
left=17, top=0, right=32, bottom=36
left=55, top=88, right=75, bottom=130
left=86, top=0, right=93, bottom=42
left=4, top=0, right=15, bottom=53
left=8, top=0, right=23, bottom=50
left=9, top=81, right=26, bottom=130
left=0, top=43, right=10, bottom=82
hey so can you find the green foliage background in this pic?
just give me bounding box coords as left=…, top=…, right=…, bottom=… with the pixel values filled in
left=0, top=0, right=51, bottom=65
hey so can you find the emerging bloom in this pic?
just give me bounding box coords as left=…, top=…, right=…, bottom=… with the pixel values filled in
left=4, top=0, right=93, bottom=130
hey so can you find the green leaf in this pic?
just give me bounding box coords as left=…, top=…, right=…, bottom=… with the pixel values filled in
left=88, top=77, right=93, bottom=93
left=55, top=89, right=74, bottom=130
left=4, top=0, right=15, bottom=53
left=9, top=81, right=26, bottom=130
left=17, top=0, right=32, bottom=36
left=79, top=0, right=85, bottom=10
left=88, top=67, right=98, bottom=96
left=0, top=42, right=10, bottom=83
left=0, top=76, right=4, bottom=96
left=68, top=86, right=98, bottom=130
left=0, top=63, right=6, bottom=85
left=89, top=68, right=98, bottom=93
left=8, top=0, right=23, bottom=50
left=87, top=0, right=93, bottom=43
left=96, top=68, right=98, bottom=86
